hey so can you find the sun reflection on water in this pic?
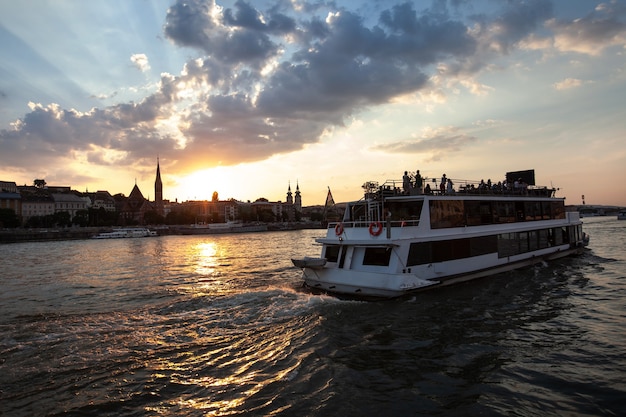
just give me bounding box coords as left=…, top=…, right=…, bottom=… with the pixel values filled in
left=193, top=242, right=219, bottom=276
left=178, top=240, right=239, bottom=297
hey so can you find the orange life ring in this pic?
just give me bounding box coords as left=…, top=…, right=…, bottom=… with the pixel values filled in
left=335, top=223, right=344, bottom=236
left=369, top=222, right=383, bottom=236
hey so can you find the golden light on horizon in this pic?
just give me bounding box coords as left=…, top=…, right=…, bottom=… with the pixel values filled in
left=173, top=167, right=240, bottom=201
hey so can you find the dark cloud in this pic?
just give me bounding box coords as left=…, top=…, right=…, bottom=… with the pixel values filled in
left=164, top=0, right=282, bottom=66
left=163, top=0, right=217, bottom=51
left=223, top=0, right=296, bottom=34
left=3, top=0, right=615, bottom=178
left=491, top=0, right=553, bottom=52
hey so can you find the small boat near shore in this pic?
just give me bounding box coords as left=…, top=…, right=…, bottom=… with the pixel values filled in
left=618, top=210, right=626, bottom=220
left=92, top=228, right=157, bottom=239
left=292, top=169, right=588, bottom=299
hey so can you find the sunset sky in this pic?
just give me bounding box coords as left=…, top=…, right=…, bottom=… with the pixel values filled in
left=1, top=0, right=625, bottom=206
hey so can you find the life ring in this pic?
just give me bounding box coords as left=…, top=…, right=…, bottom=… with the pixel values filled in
left=334, top=223, right=344, bottom=236
left=369, top=222, right=383, bottom=236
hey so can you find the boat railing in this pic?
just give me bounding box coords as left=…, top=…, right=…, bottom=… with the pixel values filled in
left=373, top=178, right=556, bottom=198
left=328, top=219, right=419, bottom=230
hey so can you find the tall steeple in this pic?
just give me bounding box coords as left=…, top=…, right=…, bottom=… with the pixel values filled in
left=286, top=182, right=293, bottom=204
left=294, top=181, right=302, bottom=212
left=155, top=157, right=163, bottom=215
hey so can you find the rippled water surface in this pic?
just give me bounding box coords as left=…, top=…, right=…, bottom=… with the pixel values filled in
left=1, top=218, right=625, bottom=416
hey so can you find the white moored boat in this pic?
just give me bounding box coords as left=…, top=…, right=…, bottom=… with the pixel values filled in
left=92, top=228, right=158, bottom=239
left=292, top=169, right=588, bottom=299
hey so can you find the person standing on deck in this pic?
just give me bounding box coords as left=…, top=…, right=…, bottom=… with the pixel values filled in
left=414, top=170, right=423, bottom=194
left=402, top=171, right=411, bottom=195
left=447, top=178, right=455, bottom=194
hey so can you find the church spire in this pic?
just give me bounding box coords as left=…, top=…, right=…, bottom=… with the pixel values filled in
left=294, top=180, right=302, bottom=212
left=155, top=157, right=163, bottom=215
left=286, top=181, right=293, bottom=204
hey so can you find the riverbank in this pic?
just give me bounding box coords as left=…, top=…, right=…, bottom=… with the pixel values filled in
left=0, top=228, right=101, bottom=243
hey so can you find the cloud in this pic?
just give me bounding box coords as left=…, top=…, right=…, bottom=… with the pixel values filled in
left=164, top=0, right=282, bottom=67
left=2, top=0, right=618, bottom=179
left=372, top=126, right=477, bottom=161
left=130, top=54, right=151, bottom=72
left=553, top=77, right=584, bottom=90
left=547, top=2, right=626, bottom=55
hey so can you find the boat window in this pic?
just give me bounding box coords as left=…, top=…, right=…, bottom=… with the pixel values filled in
left=525, top=201, right=542, bottom=221
left=497, top=227, right=571, bottom=258
left=515, top=201, right=525, bottom=221
left=432, top=240, right=455, bottom=263
left=363, top=247, right=392, bottom=266
left=552, top=202, right=565, bottom=219
left=386, top=200, right=423, bottom=223
left=465, top=201, right=494, bottom=225
left=569, top=225, right=581, bottom=245
left=497, top=233, right=519, bottom=257
left=407, top=242, right=432, bottom=266
left=470, top=235, right=498, bottom=256
left=324, top=245, right=340, bottom=263
left=449, top=238, right=471, bottom=259
left=539, top=229, right=550, bottom=248
left=338, top=247, right=347, bottom=268
left=528, top=230, right=538, bottom=251
left=541, top=201, right=552, bottom=220
left=465, top=201, right=482, bottom=226
left=431, top=198, right=566, bottom=229
left=480, top=202, right=494, bottom=224
left=430, top=200, right=465, bottom=229
left=519, top=231, right=529, bottom=252
left=407, top=235, right=498, bottom=266
left=494, top=201, right=516, bottom=223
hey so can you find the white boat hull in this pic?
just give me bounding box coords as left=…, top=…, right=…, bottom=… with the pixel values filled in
left=301, top=244, right=581, bottom=298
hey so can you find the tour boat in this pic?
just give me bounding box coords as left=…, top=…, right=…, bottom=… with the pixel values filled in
left=92, top=228, right=158, bottom=239
left=292, top=170, right=588, bottom=298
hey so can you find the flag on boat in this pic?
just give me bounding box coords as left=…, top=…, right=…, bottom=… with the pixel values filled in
left=325, top=187, right=335, bottom=208
left=323, top=187, right=338, bottom=221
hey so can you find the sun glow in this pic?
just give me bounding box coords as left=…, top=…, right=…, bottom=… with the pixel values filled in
left=172, top=166, right=259, bottom=202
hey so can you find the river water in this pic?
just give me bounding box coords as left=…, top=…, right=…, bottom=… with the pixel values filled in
left=1, top=217, right=625, bottom=416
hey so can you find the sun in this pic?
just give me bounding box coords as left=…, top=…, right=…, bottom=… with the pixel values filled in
left=171, top=167, right=255, bottom=202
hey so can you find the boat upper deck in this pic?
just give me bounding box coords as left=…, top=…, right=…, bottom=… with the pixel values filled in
left=368, top=176, right=557, bottom=201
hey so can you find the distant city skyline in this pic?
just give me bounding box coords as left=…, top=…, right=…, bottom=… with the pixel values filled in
left=1, top=1, right=625, bottom=206
left=4, top=165, right=305, bottom=206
